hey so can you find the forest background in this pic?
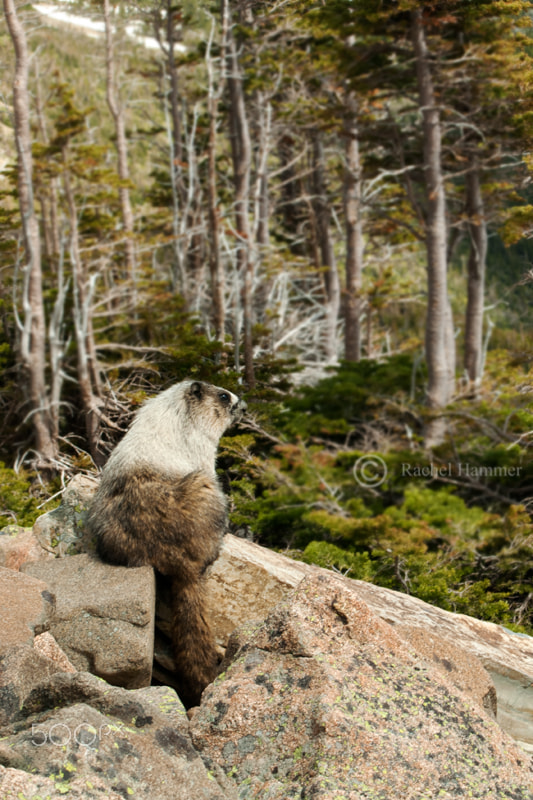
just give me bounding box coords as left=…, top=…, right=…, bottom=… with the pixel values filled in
left=1, top=0, right=533, bottom=633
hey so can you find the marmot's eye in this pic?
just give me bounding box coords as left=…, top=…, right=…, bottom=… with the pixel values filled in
left=218, top=392, right=230, bottom=404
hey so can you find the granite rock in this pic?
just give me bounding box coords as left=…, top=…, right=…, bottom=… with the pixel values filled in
left=0, top=567, right=53, bottom=652
left=23, top=553, right=155, bottom=689
left=206, top=533, right=533, bottom=752
left=192, top=574, right=533, bottom=800
left=0, top=524, right=53, bottom=570
left=33, top=631, right=77, bottom=674
left=0, top=671, right=237, bottom=800
left=0, top=568, right=72, bottom=727
left=32, top=474, right=99, bottom=556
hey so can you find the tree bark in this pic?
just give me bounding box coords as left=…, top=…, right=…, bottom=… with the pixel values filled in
left=149, top=1, right=188, bottom=295
left=34, top=58, right=60, bottom=263
left=164, top=0, right=183, bottom=166
left=4, top=0, right=58, bottom=467
left=62, top=148, right=103, bottom=462
left=254, top=92, right=271, bottom=248
left=412, top=8, right=455, bottom=444
left=343, top=94, right=364, bottom=362
left=312, top=134, right=340, bottom=364
left=464, top=159, right=487, bottom=391
left=227, top=16, right=255, bottom=387
left=48, top=242, right=67, bottom=443
left=205, top=7, right=228, bottom=342
left=103, top=0, right=136, bottom=284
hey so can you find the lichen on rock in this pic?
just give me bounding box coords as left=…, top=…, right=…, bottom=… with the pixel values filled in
left=191, top=574, right=533, bottom=800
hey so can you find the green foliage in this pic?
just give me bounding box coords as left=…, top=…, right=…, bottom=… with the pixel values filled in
left=299, top=541, right=374, bottom=582
left=385, top=485, right=491, bottom=538
left=221, top=355, right=533, bottom=633
left=279, top=355, right=426, bottom=439
left=500, top=205, right=533, bottom=246
left=0, top=464, right=59, bottom=528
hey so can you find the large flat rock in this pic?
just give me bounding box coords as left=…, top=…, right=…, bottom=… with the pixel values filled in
left=23, top=553, right=156, bottom=689
left=206, top=534, right=533, bottom=751
left=0, top=567, right=53, bottom=652
left=193, top=574, right=532, bottom=800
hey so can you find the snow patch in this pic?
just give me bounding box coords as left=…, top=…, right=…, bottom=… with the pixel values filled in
left=34, top=3, right=185, bottom=53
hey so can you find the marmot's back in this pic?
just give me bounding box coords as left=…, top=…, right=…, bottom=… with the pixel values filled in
left=91, top=466, right=228, bottom=575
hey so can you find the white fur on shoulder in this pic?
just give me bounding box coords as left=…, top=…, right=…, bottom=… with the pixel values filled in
left=105, top=381, right=242, bottom=478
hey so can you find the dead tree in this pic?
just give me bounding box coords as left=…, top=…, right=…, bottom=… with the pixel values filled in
left=412, top=8, right=455, bottom=445
left=4, top=0, right=58, bottom=468
left=227, top=11, right=255, bottom=387
left=103, top=0, right=136, bottom=284
left=464, top=158, right=487, bottom=392
left=311, top=133, right=340, bottom=364
left=62, top=148, right=104, bottom=462
left=343, top=93, right=364, bottom=362
left=34, top=60, right=61, bottom=264
left=205, top=6, right=228, bottom=342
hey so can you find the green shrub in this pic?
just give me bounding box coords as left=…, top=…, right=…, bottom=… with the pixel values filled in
left=0, top=464, right=59, bottom=528
left=299, top=541, right=374, bottom=581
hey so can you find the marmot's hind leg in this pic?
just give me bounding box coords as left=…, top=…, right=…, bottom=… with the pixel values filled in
left=171, top=577, right=219, bottom=708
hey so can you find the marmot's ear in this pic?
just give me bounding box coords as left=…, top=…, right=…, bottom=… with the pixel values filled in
left=190, top=381, right=203, bottom=399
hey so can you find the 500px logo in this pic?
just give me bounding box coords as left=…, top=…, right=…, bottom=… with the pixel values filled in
left=31, top=722, right=121, bottom=748
left=353, top=455, right=388, bottom=488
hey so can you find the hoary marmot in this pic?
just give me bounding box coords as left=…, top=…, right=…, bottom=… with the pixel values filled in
left=86, top=380, right=246, bottom=707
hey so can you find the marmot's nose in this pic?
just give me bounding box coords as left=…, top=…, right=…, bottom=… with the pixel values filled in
left=234, top=399, right=247, bottom=414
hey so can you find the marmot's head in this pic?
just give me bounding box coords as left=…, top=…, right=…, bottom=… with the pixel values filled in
left=181, top=380, right=247, bottom=439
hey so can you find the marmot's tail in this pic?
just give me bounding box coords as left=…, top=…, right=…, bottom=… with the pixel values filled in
left=170, top=576, right=219, bottom=709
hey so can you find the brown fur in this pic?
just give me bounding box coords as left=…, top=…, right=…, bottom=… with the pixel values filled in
left=86, top=380, right=245, bottom=707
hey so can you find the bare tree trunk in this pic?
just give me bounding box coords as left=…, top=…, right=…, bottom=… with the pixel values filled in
left=152, top=0, right=186, bottom=200
left=464, top=159, right=487, bottom=391
left=181, top=103, right=202, bottom=304
left=103, top=0, right=136, bottom=284
left=48, top=240, right=68, bottom=442
left=4, top=0, right=58, bottom=467
left=205, top=8, right=228, bottom=342
left=227, top=16, right=255, bottom=387
left=412, top=8, right=455, bottom=444
left=33, top=55, right=64, bottom=444
left=38, top=192, right=52, bottom=261
left=343, top=94, right=364, bottom=362
left=48, top=180, right=60, bottom=258
left=62, top=149, right=103, bottom=462
left=159, top=65, right=187, bottom=297
left=151, top=3, right=187, bottom=295
left=254, top=92, right=271, bottom=248
left=257, top=173, right=270, bottom=248
left=164, top=0, right=183, bottom=166
left=366, top=304, right=372, bottom=359
left=34, top=58, right=60, bottom=263
left=444, top=295, right=456, bottom=394
left=150, top=0, right=184, bottom=164
left=251, top=93, right=272, bottom=331
left=312, top=134, right=340, bottom=364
